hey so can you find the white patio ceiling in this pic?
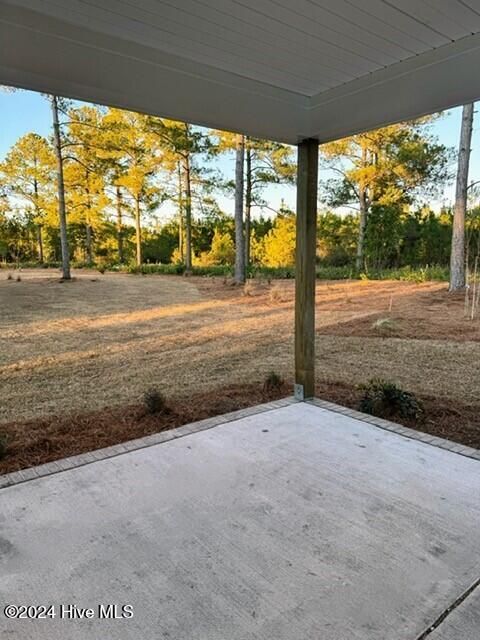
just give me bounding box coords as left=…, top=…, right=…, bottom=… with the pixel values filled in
left=2, top=0, right=480, bottom=142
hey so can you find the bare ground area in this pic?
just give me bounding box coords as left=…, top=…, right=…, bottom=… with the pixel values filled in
left=0, top=268, right=479, bottom=472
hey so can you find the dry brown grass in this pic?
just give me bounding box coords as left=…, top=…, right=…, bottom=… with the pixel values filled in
left=1, top=269, right=479, bottom=429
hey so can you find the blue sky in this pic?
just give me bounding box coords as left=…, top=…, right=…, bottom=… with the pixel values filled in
left=0, top=88, right=474, bottom=217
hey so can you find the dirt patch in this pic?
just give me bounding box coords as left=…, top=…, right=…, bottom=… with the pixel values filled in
left=0, top=380, right=478, bottom=475
left=322, top=288, right=480, bottom=342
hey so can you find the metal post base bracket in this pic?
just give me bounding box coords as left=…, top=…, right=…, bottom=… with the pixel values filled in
left=294, top=384, right=306, bottom=401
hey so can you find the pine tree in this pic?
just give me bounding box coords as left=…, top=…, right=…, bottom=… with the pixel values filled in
left=0, top=133, right=55, bottom=262
left=102, top=109, right=161, bottom=266
left=212, top=132, right=295, bottom=272
left=147, top=119, right=208, bottom=273
left=234, top=134, right=245, bottom=283
left=450, top=103, right=474, bottom=291
left=320, top=119, right=449, bottom=271
left=64, top=105, right=109, bottom=264
left=49, top=95, right=71, bottom=279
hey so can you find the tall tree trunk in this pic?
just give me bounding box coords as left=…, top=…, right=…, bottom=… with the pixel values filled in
left=33, top=178, right=44, bottom=263
left=85, top=222, right=93, bottom=265
left=234, top=134, right=245, bottom=284
left=177, top=161, right=184, bottom=262
left=134, top=196, right=142, bottom=266
left=245, top=143, right=252, bottom=267
left=50, top=95, right=70, bottom=279
left=355, top=146, right=369, bottom=271
left=184, top=154, right=192, bottom=274
left=356, top=187, right=368, bottom=271
left=36, top=224, right=44, bottom=263
left=450, top=102, right=474, bottom=291
left=85, top=173, right=93, bottom=265
left=116, top=187, right=124, bottom=264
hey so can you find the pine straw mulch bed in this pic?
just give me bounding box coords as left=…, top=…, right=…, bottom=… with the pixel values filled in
left=0, top=381, right=479, bottom=475
left=0, top=383, right=290, bottom=474
left=314, top=381, right=480, bottom=451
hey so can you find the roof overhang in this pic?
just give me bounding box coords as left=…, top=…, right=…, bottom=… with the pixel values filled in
left=2, top=1, right=480, bottom=143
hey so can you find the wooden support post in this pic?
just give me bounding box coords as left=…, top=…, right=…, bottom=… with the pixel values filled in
left=295, top=138, right=318, bottom=400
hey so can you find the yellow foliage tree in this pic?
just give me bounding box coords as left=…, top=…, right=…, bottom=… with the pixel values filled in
left=193, top=230, right=235, bottom=267
left=262, top=214, right=296, bottom=267
left=209, top=230, right=235, bottom=265
left=0, top=133, right=55, bottom=262
left=102, top=109, right=162, bottom=266
left=64, top=106, right=110, bottom=263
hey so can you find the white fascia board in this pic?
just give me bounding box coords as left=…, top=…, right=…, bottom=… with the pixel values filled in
left=0, top=3, right=307, bottom=144
left=308, top=33, right=480, bottom=143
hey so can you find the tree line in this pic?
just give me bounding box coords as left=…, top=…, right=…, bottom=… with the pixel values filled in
left=0, top=95, right=296, bottom=278
left=1, top=93, right=478, bottom=291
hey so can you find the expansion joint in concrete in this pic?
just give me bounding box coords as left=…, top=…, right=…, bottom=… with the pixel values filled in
left=416, top=576, right=480, bottom=640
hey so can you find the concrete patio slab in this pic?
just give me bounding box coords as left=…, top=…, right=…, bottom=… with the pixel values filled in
left=430, top=588, right=480, bottom=639
left=0, top=402, right=479, bottom=639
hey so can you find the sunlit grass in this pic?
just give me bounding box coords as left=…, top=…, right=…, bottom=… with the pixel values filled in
left=1, top=270, right=478, bottom=426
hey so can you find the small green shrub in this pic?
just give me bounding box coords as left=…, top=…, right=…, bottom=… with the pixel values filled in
left=143, top=387, right=168, bottom=415
left=316, top=265, right=353, bottom=280
left=128, top=263, right=186, bottom=275
left=359, top=378, right=423, bottom=421
left=0, top=433, right=8, bottom=460
left=372, top=317, right=397, bottom=333
left=263, top=371, right=284, bottom=393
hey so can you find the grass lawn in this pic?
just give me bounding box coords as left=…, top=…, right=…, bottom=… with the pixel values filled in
left=1, top=268, right=479, bottom=472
